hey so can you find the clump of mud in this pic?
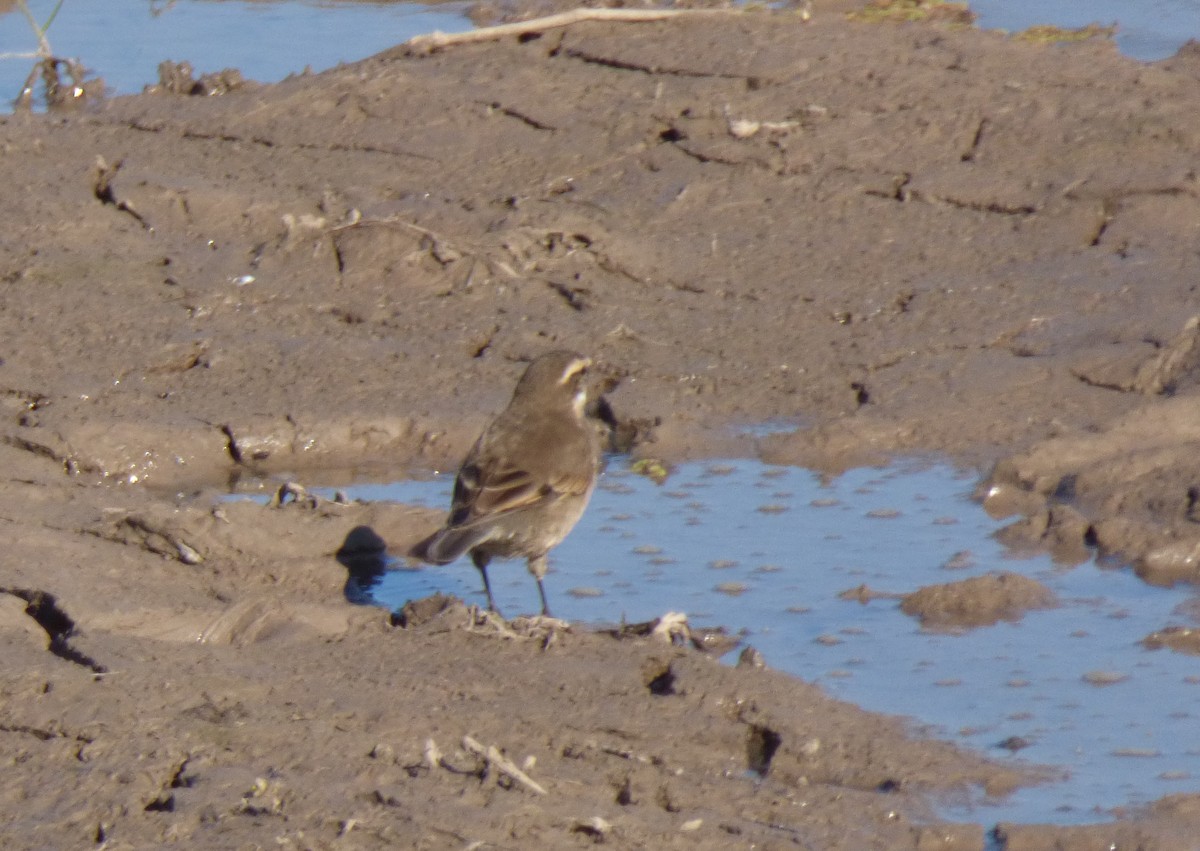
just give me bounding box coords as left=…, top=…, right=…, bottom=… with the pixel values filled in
left=900, top=571, right=1058, bottom=630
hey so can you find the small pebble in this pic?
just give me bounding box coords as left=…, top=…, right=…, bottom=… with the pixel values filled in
left=1083, top=670, right=1129, bottom=686
left=866, top=508, right=901, bottom=519
left=737, top=646, right=766, bottom=669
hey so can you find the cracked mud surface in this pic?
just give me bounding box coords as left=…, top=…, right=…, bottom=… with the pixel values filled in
left=4, top=4, right=1200, bottom=847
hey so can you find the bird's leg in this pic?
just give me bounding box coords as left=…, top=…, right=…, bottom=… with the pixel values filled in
left=535, top=579, right=553, bottom=618
left=471, top=551, right=500, bottom=614
left=528, top=555, right=553, bottom=617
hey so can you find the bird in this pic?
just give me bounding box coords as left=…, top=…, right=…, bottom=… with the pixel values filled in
left=410, top=351, right=601, bottom=616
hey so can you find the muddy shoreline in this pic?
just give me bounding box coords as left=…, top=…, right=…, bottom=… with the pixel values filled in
left=4, top=4, right=1200, bottom=847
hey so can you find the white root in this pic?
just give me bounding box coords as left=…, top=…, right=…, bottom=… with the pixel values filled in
left=462, top=735, right=548, bottom=796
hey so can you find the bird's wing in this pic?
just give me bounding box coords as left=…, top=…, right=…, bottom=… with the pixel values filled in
left=448, top=454, right=593, bottom=526
left=544, top=466, right=595, bottom=498
left=449, top=460, right=547, bottom=525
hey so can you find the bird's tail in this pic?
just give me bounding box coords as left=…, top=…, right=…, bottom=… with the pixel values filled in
left=410, top=526, right=488, bottom=565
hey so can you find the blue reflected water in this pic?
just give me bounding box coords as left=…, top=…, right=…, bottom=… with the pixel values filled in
left=0, top=0, right=470, bottom=103
left=969, top=0, right=1200, bottom=60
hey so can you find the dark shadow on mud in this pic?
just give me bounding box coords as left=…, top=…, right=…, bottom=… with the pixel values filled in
left=336, top=525, right=389, bottom=605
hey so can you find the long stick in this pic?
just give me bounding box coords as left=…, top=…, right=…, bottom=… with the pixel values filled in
left=406, top=7, right=735, bottom=53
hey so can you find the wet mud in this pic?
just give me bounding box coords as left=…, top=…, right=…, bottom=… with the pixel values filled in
left=899, top=571, right=1058, bottom=630
left=4, top=1, right=1200, bottom=845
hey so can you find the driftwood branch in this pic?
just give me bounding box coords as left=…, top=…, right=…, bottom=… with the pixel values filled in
left=406, top=8, right=736, bottom=53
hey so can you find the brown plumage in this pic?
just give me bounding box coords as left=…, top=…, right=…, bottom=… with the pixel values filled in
left=411, top=351, right=600, bottom=616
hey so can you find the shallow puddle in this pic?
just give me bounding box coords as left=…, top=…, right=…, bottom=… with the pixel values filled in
left=968, top=0, right=1200, bottom=60
left=0, top=0, right=471, bottom=107
left=248, top=458, right=1200, bottom=826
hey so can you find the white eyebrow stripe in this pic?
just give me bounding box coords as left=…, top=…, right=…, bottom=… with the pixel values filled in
left=559, top=358, right=591, bottom=383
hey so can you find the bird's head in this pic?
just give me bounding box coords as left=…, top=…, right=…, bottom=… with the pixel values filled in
left=513, top=350, right=592, bottom=416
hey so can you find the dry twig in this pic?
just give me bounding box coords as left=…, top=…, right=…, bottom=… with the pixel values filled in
left=406, top=8, right=736, bottom=53
left=462, top=735, right=547, bottom=795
